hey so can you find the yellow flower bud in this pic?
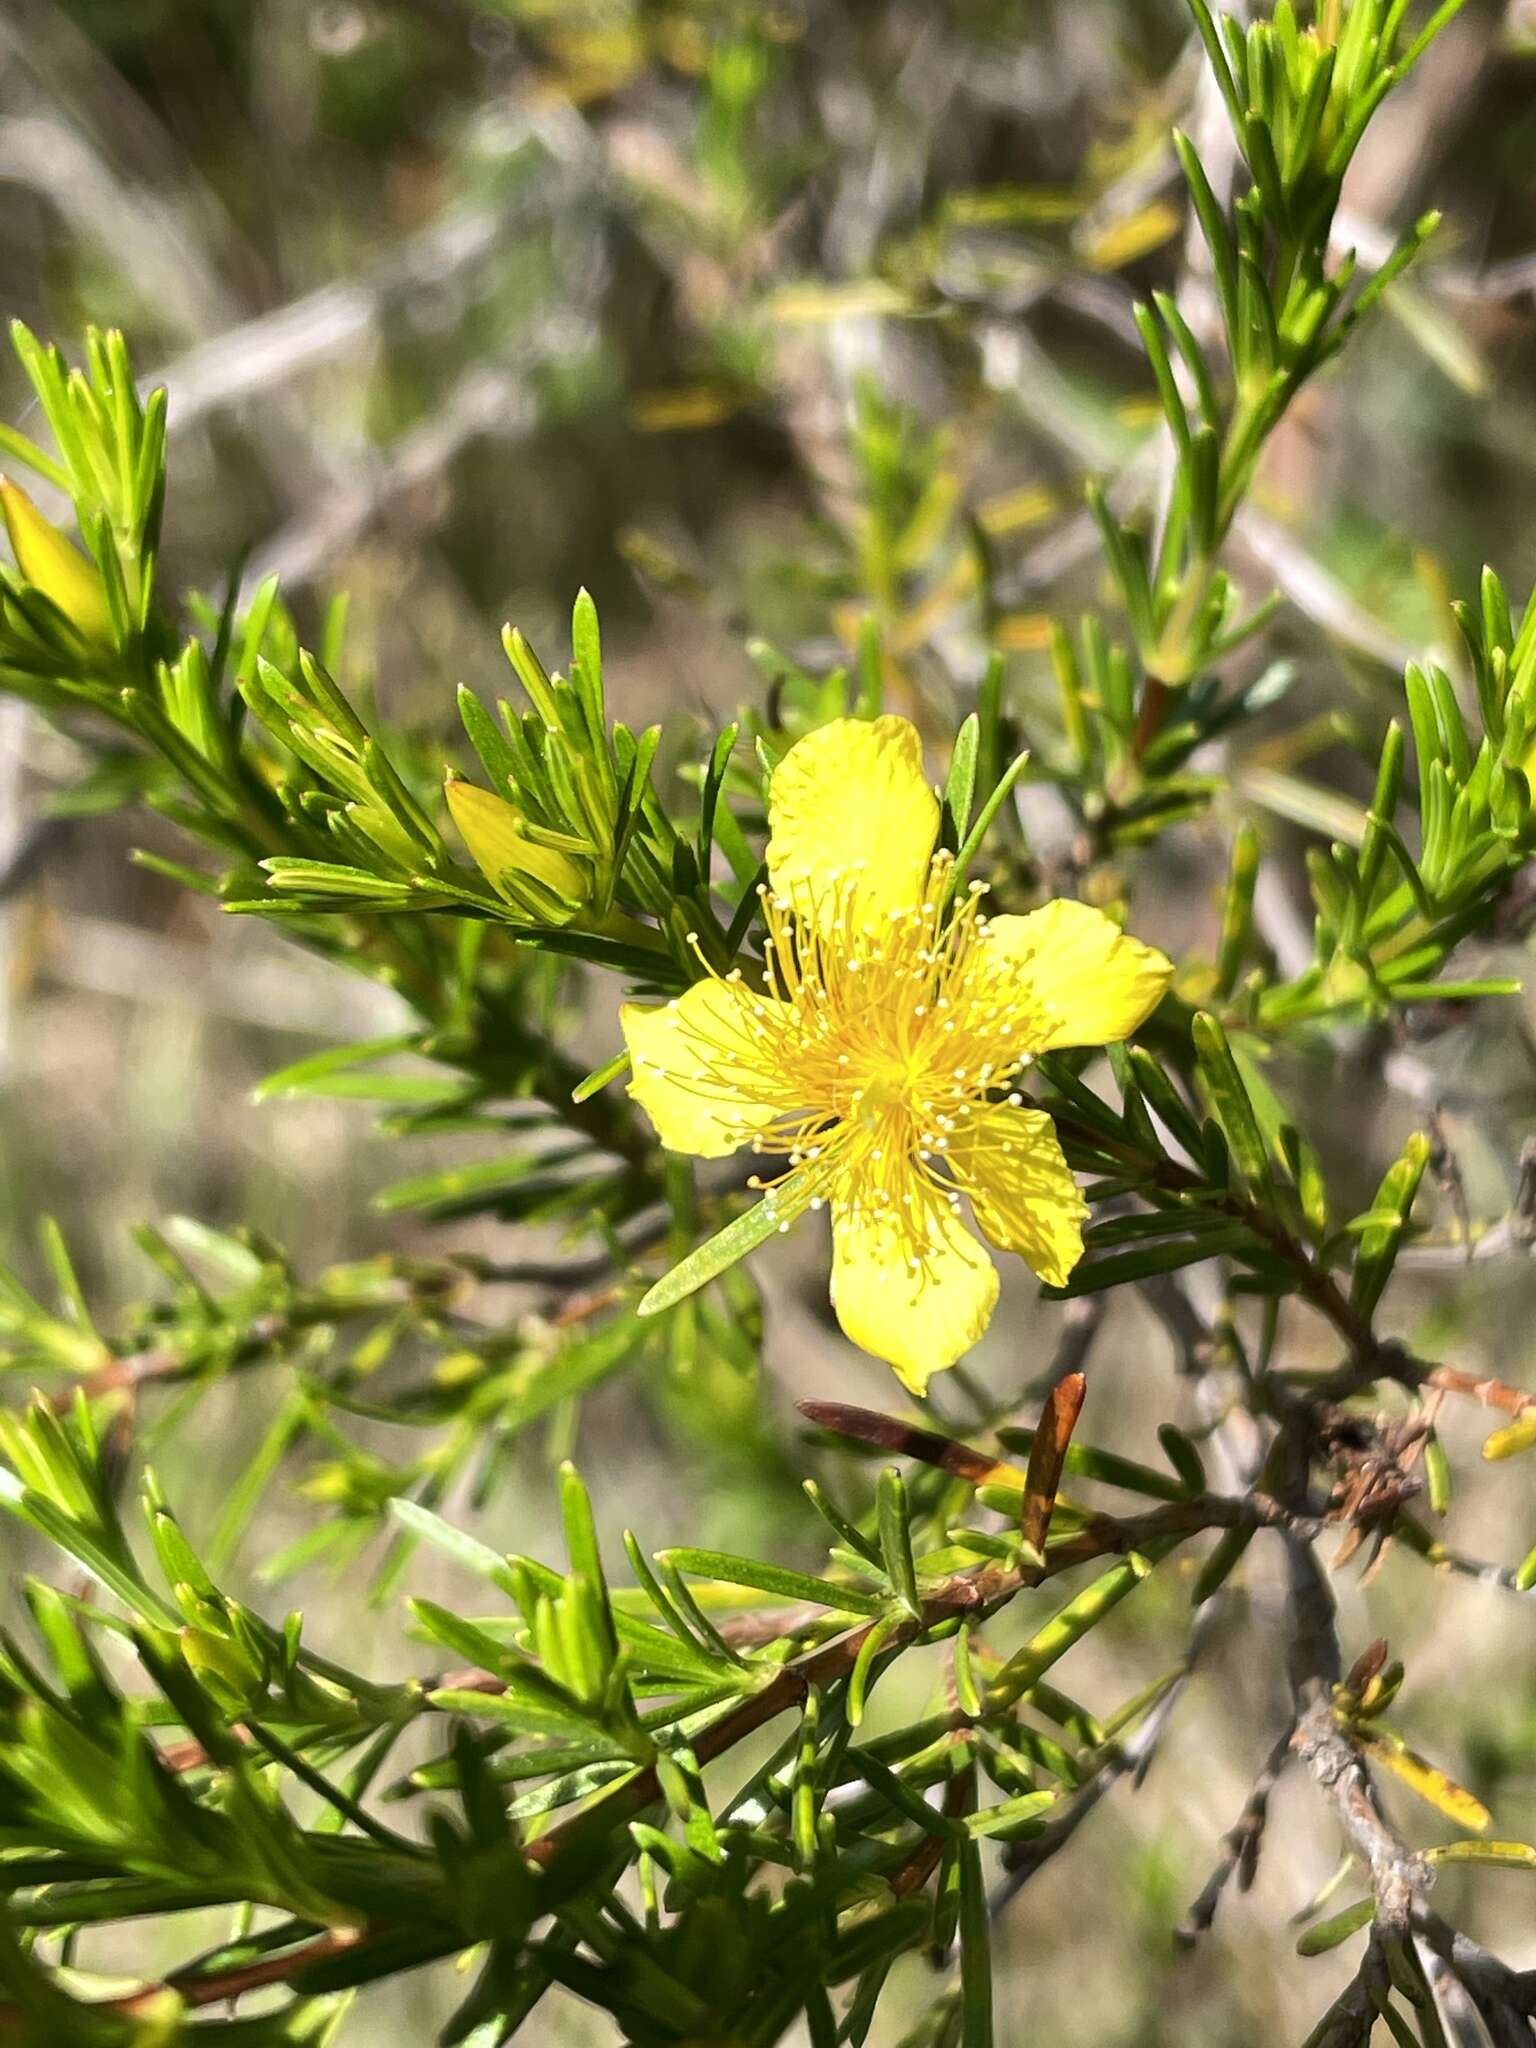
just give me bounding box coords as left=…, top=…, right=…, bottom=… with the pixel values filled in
left=445, top=777, right=592, bottom=924
left=0, top=476, right=113, bottom=645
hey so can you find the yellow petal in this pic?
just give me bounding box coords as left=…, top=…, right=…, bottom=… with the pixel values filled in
left=985, top=899, right=1172, bottom=1052
left=767, top=716, right=939, bottom=932
left=830, top=1195, right=999, bottom=1394
left=947, top=1105, right=1087, bottom=1289
left=621, top=978, right=787, bottom=1159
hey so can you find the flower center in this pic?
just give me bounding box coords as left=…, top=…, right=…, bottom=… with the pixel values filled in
left=852, top=1070, right=911, bottom=1131
left=673, top=857, right=1040, bottom=1221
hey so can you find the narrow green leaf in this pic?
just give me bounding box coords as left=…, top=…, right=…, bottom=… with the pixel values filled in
left=570, top=586, right=606, bottom=744
left=426, top=1683, right=614, bottom=1748
left=1192, top=1012, right=1272, bottom=1190
left=697, top=722, right=739, bottom=873
left=638, top=1168, right=820, bottom=1316
left=949, top=748, right=1029, bottom=897
left=989, top=1553, right=1160, bottom=1707
left=656, top=1548, right=885, bottom=1616
left=553, top=1540, right=735, bottom=1686
left=409, top=1603, right=518, bottom=1684
left=848, top=1748, right=959, bottom=1840
left=1192, top=1525, right=1254, bottom=1606
left=0, top=1485, right=174, bottom=1627
left=259, top=858, right=413, bottom=899
left=622, top=1529, right=720, bottom=1663
left=944, top=713, right=980, bottom=843
left=371, top=1147, right=583, bottom=1215
left=1425, top=1839, right=1536, bottom=1869
left=458, top=682, right=522, bottom=794
left=953, top=1621, right=984, bottom=1719
left=802, top=1480, right=881, bottom=1569
left=1423, top=1432, right=1451, bottom=1516
left=1296, top=1898, right=1374, bottom=1956
left=965, top=1790, right=1055, bottom=1839
left=572, top=1047, right=630, bottom=1104
left=456, top=1316, right=643, bottom=1445
left=828, top=1901, right=931, bottom=1986
left=1044, top=1225, right=1259, bottom=1296
left=1157, top=1425, right=1205, bottom=1496
left=559, top=1463, right=606, bottom=1602
left=876, top=1467, right=921, bottom=1619
left=1349, top=1130, right=1430, bottom=1319
left=389, top=1499, right=519, bottom=1599
left=38, top=1217, right=98, bottom=1339
left=1387, top=977, right=1521, bottom=1002
left=848, top=1614, right=899, bottom=1728
left=1215, top=821, right=1260, bottom=996
left=958, top=1836, right=994, bottom=2048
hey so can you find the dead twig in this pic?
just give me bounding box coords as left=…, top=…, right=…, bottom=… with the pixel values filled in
left=1176, top=1723, right=1295, bottom=1945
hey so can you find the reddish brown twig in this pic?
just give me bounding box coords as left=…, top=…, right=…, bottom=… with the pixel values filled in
left=110, top=1927, right=366, bottom=2017
left=890, top=1755, right=975, bottom=1901
left=551, top=1284, right=624, bottom=1330
left=1423, top=1365, right=1534, bottom=1418
left=1132, top=677, right=1170, bottom=760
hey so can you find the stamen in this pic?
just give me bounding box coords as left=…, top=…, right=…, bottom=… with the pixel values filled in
left=642, top=851, right=1054, bottom=1241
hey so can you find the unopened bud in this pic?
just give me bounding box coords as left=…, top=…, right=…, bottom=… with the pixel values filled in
left=445, top=777, right=592, bottom=925
left=0, top=477, right=113, bottom=645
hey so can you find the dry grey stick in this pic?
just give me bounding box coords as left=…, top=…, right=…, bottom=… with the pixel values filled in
left=146, top=199, right=526, bottom=434
left=1299, top=1945, right=1391, bottom=2048
left=1177, top=1723, right=1296, bottom=1944
left=1282, top=1537, right=1427, bottom=1912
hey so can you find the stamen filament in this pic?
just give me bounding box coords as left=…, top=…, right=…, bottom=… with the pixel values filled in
left=644, top=855, right=1050, bottom=1276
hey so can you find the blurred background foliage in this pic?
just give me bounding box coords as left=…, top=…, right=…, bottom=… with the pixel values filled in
left=4, top=0, right=1536, bottom=2041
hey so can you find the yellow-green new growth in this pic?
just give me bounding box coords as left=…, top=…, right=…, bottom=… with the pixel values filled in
left=445, top=775, right=593, bottom=925
left=0, top=476, right=112, bottom=645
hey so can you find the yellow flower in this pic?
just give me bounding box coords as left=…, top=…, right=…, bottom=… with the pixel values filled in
left=620, top=716, right=1172, bottom=1393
